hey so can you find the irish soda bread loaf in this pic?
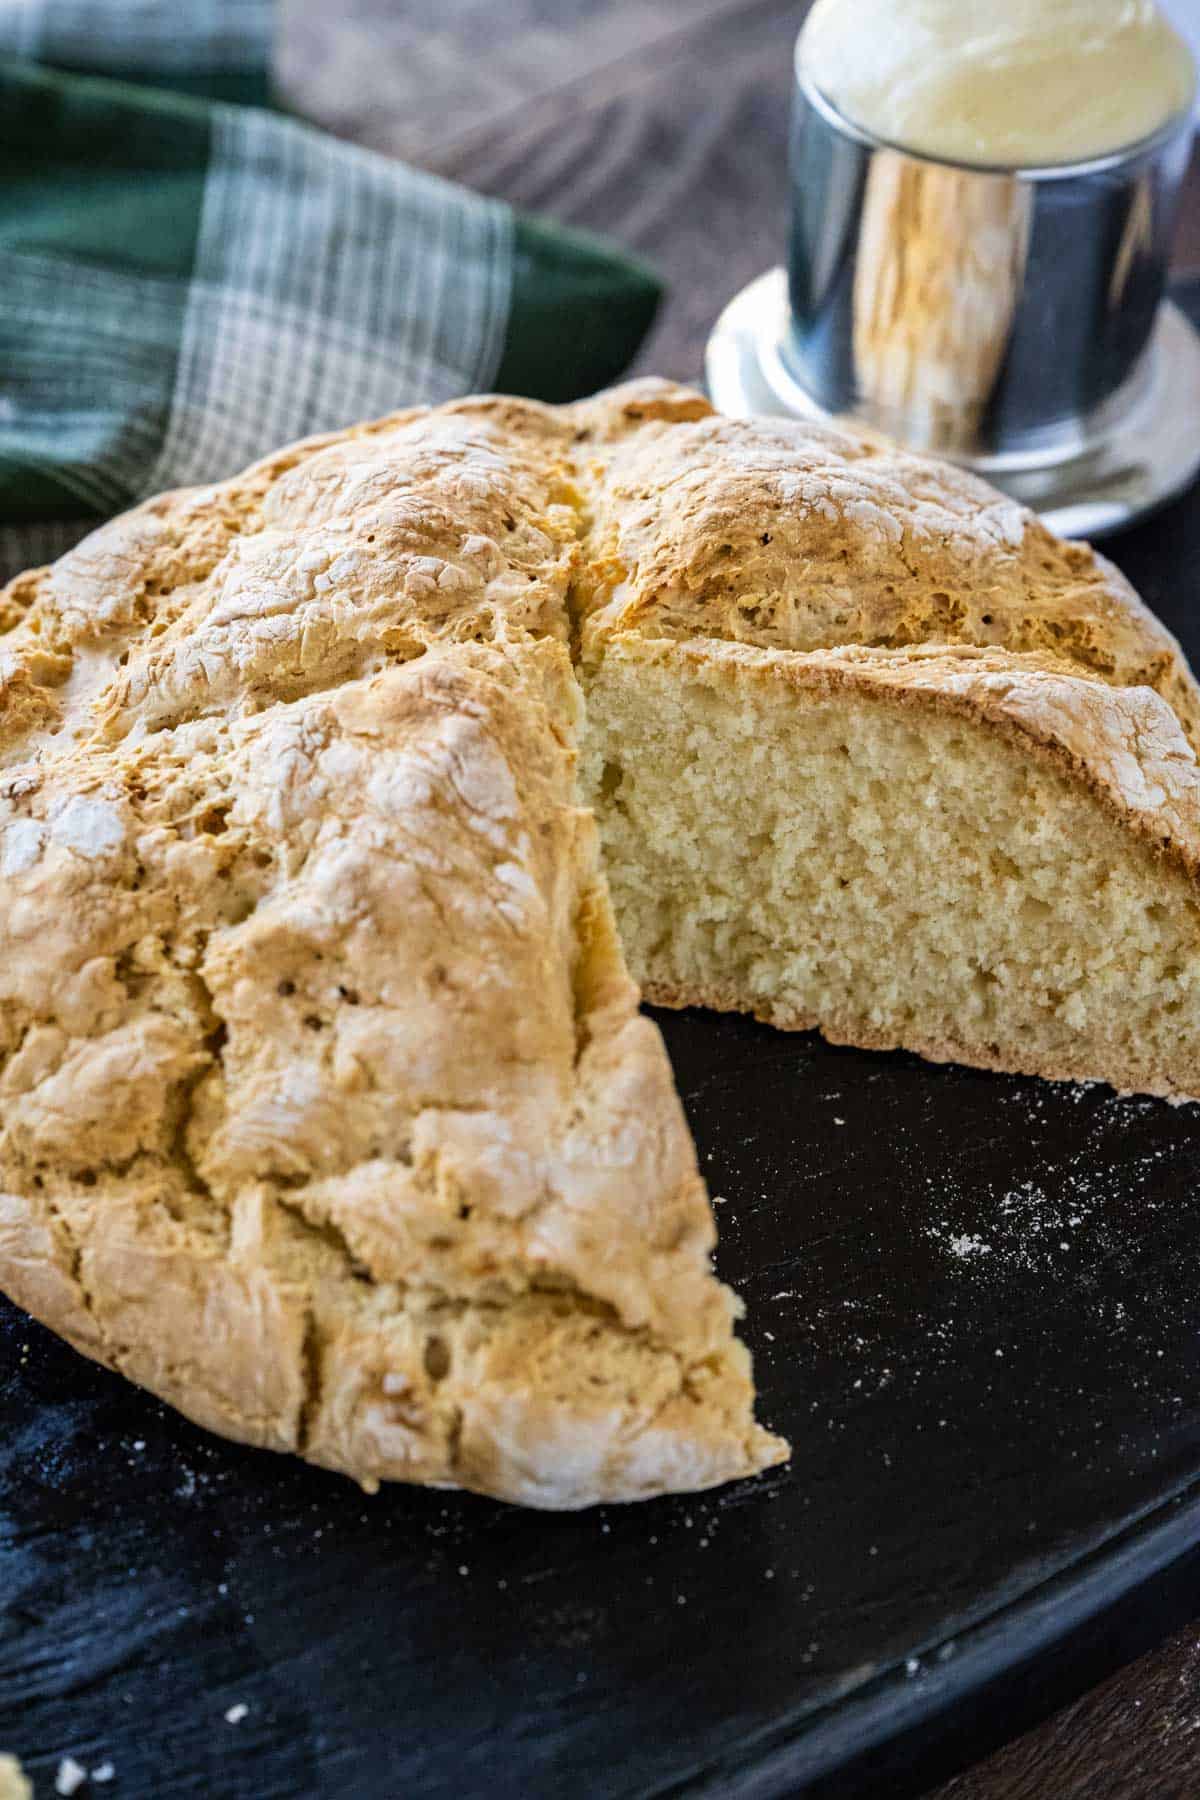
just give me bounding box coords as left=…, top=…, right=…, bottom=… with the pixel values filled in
left=1, top=379, right=1198, bottom=1505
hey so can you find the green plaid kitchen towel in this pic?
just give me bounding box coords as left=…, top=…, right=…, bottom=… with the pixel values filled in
left=0, top=0, right=662, bottom=580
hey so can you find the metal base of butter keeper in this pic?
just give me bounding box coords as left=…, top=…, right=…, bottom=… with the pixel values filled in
left=706, top=265, right=1200, bottom=541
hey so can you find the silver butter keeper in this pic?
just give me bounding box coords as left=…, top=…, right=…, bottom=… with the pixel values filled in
left=707, top=32, right=1200, bottom=537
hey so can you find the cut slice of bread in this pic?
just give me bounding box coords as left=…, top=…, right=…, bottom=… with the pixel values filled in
left=571, top=381, right=1200, bottom=1100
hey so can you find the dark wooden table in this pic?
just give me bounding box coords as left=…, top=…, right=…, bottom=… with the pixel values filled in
left=279, top=5, right=1200, bottom=1794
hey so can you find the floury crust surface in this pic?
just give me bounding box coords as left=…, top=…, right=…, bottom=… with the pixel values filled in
left=2, top=378, right=1199, bottom=1502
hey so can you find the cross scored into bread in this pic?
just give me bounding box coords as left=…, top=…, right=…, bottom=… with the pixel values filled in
left=2, top=380, right=1199, bottom=1507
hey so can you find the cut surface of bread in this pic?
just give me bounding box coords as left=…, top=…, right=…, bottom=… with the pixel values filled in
left=582, top=637, right=1200, bottom=1099
left=2, top=376, right=1199, bottom=1504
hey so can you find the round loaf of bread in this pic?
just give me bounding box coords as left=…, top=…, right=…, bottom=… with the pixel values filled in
left=2, top=378, right=1198, bottom=1503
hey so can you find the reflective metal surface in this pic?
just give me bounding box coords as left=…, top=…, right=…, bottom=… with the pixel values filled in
left=705, top=268, right=1200, bottom=540
left=785, top=50, right=1195, bottom=467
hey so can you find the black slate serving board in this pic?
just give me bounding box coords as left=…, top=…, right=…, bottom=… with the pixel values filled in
left=5, top=309, right=1200, bottom=1800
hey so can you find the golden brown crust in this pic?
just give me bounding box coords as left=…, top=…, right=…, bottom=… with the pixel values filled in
left=571, top=381, right=1200, bottom=748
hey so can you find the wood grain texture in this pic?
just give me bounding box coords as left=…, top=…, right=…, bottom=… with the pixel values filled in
left=278, top=0, right=800, bottom=383
left=277, top=7, right=1200, bottom=1795
left=930, top=1625, right=1200, bottom=1800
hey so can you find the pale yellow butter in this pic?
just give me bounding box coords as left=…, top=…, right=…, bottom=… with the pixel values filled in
left=800, top=0, right=1196, bottom=166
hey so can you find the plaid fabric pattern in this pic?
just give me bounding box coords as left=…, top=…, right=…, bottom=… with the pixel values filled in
left=0, top=0, right=271, bottom=71
left=150, top=105, right=512, bottom=493
left=0, top=1, right=661, bottom=583
left=1, top=244, right=194, bottom=516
